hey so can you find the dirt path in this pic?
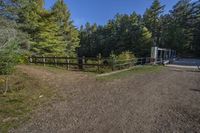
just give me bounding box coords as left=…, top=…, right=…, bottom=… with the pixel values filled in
left=11, top=65, right=200, bottom=133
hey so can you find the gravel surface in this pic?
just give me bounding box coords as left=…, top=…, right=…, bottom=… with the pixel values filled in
left=11, top=65, right=200, bottom=133
left=172, top=58, right=200, bottom=66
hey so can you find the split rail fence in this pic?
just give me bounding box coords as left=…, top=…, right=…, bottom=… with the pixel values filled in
left=29, top=56, right=155, bottom=72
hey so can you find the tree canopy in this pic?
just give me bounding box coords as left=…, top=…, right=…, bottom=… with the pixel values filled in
left=0, top=0, right=200, bottom=75
left=0, top=0, right=79, bottom=56
left=78, top=0, right=200, bottom=58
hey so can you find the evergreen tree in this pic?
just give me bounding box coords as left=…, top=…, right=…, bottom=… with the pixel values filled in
left=143, top=0, right=164, bottom=46
left=159, top=0, right=200, bottom=57
left=78, top=22, right=97, bottom=57
left=0, top=16, right=23, bottom=74
left=16, top=0, right=65, bottom=56
left=172, top=0, right=192, bottom=51
left=52, top=0, right=79, bottom=57
left=189, top=0, right=200, bottom=56
left=1, top=0, right=199, bottom=58
left=32, top=11, right=66, bottom=56
left=78, top=12, right=152, bottom=57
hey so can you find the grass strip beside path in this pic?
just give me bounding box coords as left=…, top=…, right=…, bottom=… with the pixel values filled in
left=97, top=65, right=163, bottom=81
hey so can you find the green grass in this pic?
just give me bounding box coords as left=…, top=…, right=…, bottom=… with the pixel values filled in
left=97, top=65, right=163, bottom=81
left=0, top=70, right=56, bottom=133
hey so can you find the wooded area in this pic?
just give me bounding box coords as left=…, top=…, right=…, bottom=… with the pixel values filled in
left=78, top=0, right=200, bottom=58
left=0, top=0, right=200, bottom=75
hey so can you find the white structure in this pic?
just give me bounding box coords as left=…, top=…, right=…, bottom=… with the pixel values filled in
left=151, top=47, right=176, bottom=64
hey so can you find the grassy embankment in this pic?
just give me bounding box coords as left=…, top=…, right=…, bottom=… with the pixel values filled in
left=0, top=68, right=56, bottom=133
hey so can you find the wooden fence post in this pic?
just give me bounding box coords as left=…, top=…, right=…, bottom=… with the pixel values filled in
left=78, top=57, right=83, bottom=70
left=129, top=59, right=133, bottom=68
left=29, top=56, right=33, bottom=64
left=67, top=57, right=70, bottom=70
left=160, top=58, right=163, bottom=64
left=35, top=57, right=37, bottom=64
left=141, top=58, right=143, bottom=65
left=82, top=56, right=85, bottom=70
left=97, top=53, right=101, bottom=72
left=43, top=55, right=46, bottom=66
left=112, top=57, right=115, bottom=71
left=131, top=58, right=135, bottom=67
left=145, top=57, right=148, bottom=64
left=54, top=56, right=57, bottom=67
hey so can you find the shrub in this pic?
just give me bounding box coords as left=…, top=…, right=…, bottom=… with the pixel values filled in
left=0, top=16, right=28, bottom=75
left=110, top=51, right=135, bottom=61
left=108, top=51, right=136, bottom=68
left=116, top=51, right=135, bottom=61
left=0, top=40, right=20, bottom=75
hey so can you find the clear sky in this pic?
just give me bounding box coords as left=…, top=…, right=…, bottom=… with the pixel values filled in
left=44, top=0, right=179, bottom=27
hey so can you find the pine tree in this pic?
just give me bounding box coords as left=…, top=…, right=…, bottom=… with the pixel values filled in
left=32, top=11, right=66, bottom=56
left=162, top=0, right=193, bottom=55
left=78, top=12, right=152, bottom=57
left=17, top=0, right=68, bottom=56
left=192, top=1, right=200, bottom=56
left=143, top=0, right=164, bottom=46
left=0, top=16, right=23, bottom=74
left=52, top=0, right=79, bottom=57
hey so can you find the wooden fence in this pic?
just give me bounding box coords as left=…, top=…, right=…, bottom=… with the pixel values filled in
left=29, top=56, right=153, bottom=72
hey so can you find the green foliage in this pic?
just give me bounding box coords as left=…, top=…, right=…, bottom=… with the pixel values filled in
left=1, top=0, right=200, bottom=62
left=79, top=0, right=199, bottom=58
left=115, top=51, right=135, bottom=61
left=78, top=12, right=152, bottom=58
left=17, top=0, right=67, bottom=56
left=143, top=0, right=164, bottom=46
left=160, top=0, right=200, bottom=56
left=0, top=16, right=28, bottom=75
left=1, top=0, right=79, bottom=57
left=51, top=0, right=80, bottom=57
left=110, top=51, right=136, bottom=68
left=31, top=11, right=66, bottom=56
left=36, top=0, right=45, bottom=9
left=0, top=40, right=20, bottom=75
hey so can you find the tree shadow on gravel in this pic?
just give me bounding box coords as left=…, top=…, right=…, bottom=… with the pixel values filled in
left=190, top=89, right=200, bottom=93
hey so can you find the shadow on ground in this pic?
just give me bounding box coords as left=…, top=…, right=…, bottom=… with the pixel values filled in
left=190, top=89, right=200, bottom=93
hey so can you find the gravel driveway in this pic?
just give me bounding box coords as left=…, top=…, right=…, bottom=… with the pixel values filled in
left=11, top=65, right=200, bottom=133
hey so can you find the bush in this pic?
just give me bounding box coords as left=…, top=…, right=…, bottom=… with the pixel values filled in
left=108, top=51, right=136, bottom=69
left=116, top=51, right=135, bottom=61
left=0, top=40, right=20, bottom=75
left=110, top=51, right=135, bottom=61
left=0, top=17, right=28, bottom=75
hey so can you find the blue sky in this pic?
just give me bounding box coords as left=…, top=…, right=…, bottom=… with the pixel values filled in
left=45, top=0, right=179, bottom=27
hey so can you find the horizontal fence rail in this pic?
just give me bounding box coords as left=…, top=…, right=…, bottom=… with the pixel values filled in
left=29, top=56, right=154, bottom=72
